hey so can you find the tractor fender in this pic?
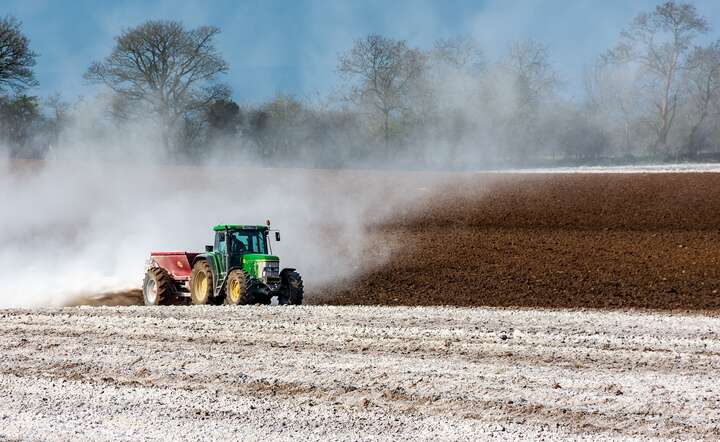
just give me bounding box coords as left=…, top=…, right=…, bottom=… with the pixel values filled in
left=191, top=255, right=225, bottom=298
left=223, top=266, right=264, bottom=298
left=215, top=265, right=247, bottom=293
left=190, top=255, right=207, bottom=268
left=228, top=266, right=262, bottom=288
left=227, top=265, right=246, bottom=275
left=145, top=257, right=159, bottom=271
left=191, top=255, right=220, bottom=279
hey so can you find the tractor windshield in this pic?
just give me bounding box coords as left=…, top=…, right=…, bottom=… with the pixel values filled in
left=228, top=230, right=268, bottom=254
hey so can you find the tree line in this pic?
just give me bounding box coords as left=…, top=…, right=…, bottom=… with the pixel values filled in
left=2, top=1, right=720, bottom=168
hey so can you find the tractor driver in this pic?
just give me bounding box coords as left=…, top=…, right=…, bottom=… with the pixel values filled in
left=229, top=233, right=247, bottom=254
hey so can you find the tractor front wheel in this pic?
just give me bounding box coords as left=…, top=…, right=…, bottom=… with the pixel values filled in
left=278, top=271, right=304, bottom=305
left=225, top=270, right=266, bottom=305
left=225, top=270, right=250, bottom=305
left=190, top=260, right=213, bottom=305
left=143, top=267, right=176, bottom=306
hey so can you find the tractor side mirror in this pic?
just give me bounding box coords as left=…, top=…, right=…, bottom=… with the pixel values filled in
left=205, top=245, right=214, bottom=252
left=275, top=231, right=281, bottom=241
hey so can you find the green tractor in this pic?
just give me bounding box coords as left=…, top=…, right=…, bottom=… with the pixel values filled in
left=142, top=223, right=303, bottom=306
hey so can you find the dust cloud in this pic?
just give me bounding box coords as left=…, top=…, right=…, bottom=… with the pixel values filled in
left=0, top=137, right=438, bottom=307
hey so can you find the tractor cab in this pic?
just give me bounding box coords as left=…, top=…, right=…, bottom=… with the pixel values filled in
left=214, top=226, right=270, bottom=255
left=212, top=224, right=271, bottom=273
left=210, top=224, right=280, bottom=253
left=204, top=224, right=280, bottom=287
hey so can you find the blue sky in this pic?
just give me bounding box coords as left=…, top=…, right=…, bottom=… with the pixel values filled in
left=5, top=0, right=720, bottom=103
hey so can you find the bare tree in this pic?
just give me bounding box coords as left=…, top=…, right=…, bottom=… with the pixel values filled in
left=415, top=37, right=484, bottom=166
left=44, top=93, right=70, bottom=149
left=499, top=40, right=559, bottom=162
left=85, top=20, right=229, bottom=149
left=259, top=94, right=308, bottom=159
left=426, top=36, right=484, bottom=109
left=0, top=16, right=38, bottom=94
left=338, top=34, right=426, bottom=151
left=585, top=63, right=643, bottom=156
left=605, top=1, right=708, bottom=155
left=431, top=36, right=484, bottom=72
left=505, top=39, right=559, bottom=113
left=683, top=41, right=720, bottom=157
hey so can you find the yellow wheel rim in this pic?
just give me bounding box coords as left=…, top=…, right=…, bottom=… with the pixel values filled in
left=195, top=272, right=207, bottom=299
left=229, top=279, right=240, bottom=303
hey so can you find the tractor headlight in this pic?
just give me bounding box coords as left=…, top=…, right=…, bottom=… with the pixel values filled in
left=259, top=261, right=280, bottom=281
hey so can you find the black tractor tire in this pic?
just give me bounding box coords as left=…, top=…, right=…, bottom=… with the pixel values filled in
left=190, top=260, right=214, bottom=305
left=278, top=271, right=304, bottom=305
left=142, top=267, right=176, bottom=306
left=225, top=270, right=267, bottom=305
left=249, top=287, right=272, bottom=305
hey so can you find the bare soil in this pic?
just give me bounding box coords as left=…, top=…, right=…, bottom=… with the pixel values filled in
left=317, top=173, right=720, bottom=311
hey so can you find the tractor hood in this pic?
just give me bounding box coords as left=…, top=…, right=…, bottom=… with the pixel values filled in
left=242, top=254, right=280, bottom=283
left=243, top=253, right=279, bottom=263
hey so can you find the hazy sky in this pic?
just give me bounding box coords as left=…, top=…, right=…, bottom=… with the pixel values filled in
left=6, top=0, right=720, bottom=103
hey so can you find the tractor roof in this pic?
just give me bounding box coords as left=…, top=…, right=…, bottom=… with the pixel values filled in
left=213, top=224, right=268, bottom=231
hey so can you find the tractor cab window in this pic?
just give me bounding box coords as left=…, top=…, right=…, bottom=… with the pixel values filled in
left=229, top=230, right=267, bottom=254
left=215, top=232, right=227, bottom=253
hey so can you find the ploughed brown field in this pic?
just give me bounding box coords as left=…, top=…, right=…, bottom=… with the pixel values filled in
left=316, top=172, right=720, bottom=312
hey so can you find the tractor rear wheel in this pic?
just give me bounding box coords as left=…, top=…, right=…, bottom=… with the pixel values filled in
left=190, top=260, right=213, bottom=305
left=278, top=271, right=304, bottom=305
left=225, top=270, right=265, bottom=305
left=142, top=267, right=176, bottom=306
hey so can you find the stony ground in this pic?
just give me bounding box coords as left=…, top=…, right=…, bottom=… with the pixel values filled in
left=1, top=305, right=719, bottom=441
